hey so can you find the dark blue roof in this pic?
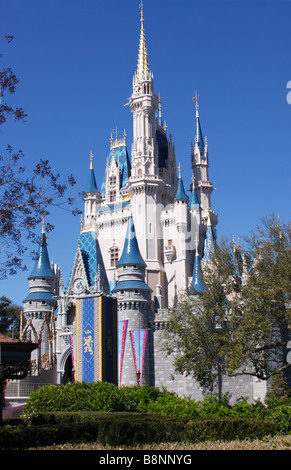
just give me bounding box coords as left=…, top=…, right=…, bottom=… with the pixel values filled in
left=190, top=252, right=207, bottom=294
left=86, top=168, right=98, bottom=193
left=196, top=115, right=205, bottom=156
left=191, top=185, right=200, bottom=208
left=28, top=233, right=56, bottom=279
left=79, top=231, right=109, bottom=290
left=174, top=177, right=188, bottom=202
left=24, top=292, right=56, bottom=302
left=156, top=127, right=168, bottom=169
left=112, top=280, right=151, bottom=293
left=117, top=217, right=145, bottom=267
left=101, top=144, right=131, bottom=193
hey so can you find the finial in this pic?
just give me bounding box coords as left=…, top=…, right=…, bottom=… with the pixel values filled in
left=140, top=0, right=144, bottom=24
left=207, top=209, right=211, bottom=226
left=192, top=173, right=196, bottom=189
left=90, top=150, right=93, bottom=170
left=178, top=163, right=181, bottom=178
left=42, top=212, right=45, bottom=234
left=195, top=236, right=199, bottom=254
left=193, top=91, right=199, bottom=118
left=137, top=0, right=150, bottom=81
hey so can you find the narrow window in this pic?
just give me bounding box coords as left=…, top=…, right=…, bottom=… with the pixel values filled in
left=110, top=247, right=119, bottom=267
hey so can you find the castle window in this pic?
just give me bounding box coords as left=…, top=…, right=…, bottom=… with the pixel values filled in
left=110, top=246, right=119, bottom=267
left=110, top=191, right=116, bottom=202
left=109, top=176, right=117, bottom=188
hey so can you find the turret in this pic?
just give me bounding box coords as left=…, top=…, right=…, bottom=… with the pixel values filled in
left=112, top=216, right=152, bottom=386
left=23, top=217, right=58, bottom=371
left=174, top=164, right=188, bottom=232
left=83, top=151, right=101, bottom=228
left=129, top=0, right=159, bottom=177
left=191, top=96, right=215, bottom=223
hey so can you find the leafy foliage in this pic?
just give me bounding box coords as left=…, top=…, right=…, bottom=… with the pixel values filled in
left=164, top=214, right=291, bottom=390
left=5, top=382, right=291, bottom=449
left=0, top=295, right=20, bottom=335
left=0, top=36, right=81, bottom=278
left=21, top=381, right=291, bottom=435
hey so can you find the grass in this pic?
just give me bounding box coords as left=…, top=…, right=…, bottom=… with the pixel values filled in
left=31, top=434, right=291, bottom=450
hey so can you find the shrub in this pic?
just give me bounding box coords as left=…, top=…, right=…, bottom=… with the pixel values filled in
left=23, top=381, right=124, bottom=417
left=186, top=417, right=277, bottom=442
left=0, top=413, right=278, bottom=449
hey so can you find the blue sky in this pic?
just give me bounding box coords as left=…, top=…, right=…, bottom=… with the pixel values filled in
left=1, top=0, right=290, bottom=306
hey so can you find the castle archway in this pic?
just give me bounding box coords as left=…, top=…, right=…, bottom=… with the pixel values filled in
left=59, top=347, right=74, bottom=384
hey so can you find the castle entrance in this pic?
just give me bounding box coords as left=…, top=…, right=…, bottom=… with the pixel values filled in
left=62, top=354, right=74, bottom=384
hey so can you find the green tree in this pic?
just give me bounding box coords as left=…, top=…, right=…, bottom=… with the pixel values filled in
left=163, top=214, right=291, bottom=393
left=0, top=296, right=21, bottom=337
left=0, top=36, right=80, bottom=279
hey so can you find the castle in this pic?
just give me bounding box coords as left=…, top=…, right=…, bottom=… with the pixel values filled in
left=14, top=3, right=268, bottom=403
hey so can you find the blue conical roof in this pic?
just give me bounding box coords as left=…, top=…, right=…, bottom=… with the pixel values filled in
left=86, top=167, right=98, bottom=193
left=28, top=232, right=55, bottom=279
left=174, top=174, right=188, bottom=202
left=190, top=251, right=207, bottom=294
left=202, top=215, right=216, bottom=263
left=196, top=115, right=205, bottom=156
left=191, top=185, right=200, bottom=209
left=85, top=152, right=99, bottom=193
left=117, top=216, right=145, bottom=266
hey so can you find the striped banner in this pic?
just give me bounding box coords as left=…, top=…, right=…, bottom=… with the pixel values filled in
left=130, top=329, right=148, bottom=385
left=118, top=320, right=128, bottom=385
left=75, top=295, right=117, bottom=384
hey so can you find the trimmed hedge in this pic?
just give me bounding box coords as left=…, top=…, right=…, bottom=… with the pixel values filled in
left=22, top=382, right=167, bottom=417
left=0, top=412, right=278, bottom=449
left=2, top=382, right=289, bottom=449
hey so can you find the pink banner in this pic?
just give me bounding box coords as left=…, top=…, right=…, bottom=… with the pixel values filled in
left=118, top=320, right=128, bottom=385
left=130, top=329, right=148, bottom=385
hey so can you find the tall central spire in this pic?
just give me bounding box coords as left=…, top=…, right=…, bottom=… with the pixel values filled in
left=137, top=0, right=150, bottom=81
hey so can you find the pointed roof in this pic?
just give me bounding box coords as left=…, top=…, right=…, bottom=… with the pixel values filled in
left=190, top=243, right=207, bottom=294
left=85, top=151, right=98, bottom=193
left=174, top=164, right=188, bottom=202
left=195, top=99, right=205, bottom=156
left=100, top=138, right=131, bottom=194
left=136, top=0, right=150, bottom=82
left=117, top=216, right=145, bottom=267
left=202, top=212, right=216, bottom=262
left=191, top=174, right=200, bottom=209
left=28, top=219, right=55, bottom=279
